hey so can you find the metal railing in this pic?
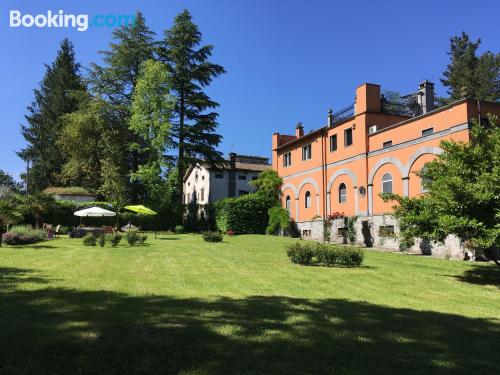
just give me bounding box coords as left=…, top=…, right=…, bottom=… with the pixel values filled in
left=331, top=104, right=354, bottom=125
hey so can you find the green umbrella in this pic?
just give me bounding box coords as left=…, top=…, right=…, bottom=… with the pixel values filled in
left=124, top=205, right=157, bottom=215
left=124, top=205, right=158, bottom=238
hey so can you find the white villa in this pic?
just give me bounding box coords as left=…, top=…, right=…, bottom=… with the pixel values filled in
left=183, top=153, right=270, bottom=205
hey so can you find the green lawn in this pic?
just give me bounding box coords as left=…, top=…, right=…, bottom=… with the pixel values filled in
left=1, top=234, right=499, bottom=374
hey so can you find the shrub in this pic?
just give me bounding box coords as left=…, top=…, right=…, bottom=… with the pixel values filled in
left=286, top=242, right=315, bottom=265
left=108, top=233, right=122, bottom=247
left=1, top=225, right=47, bottom=245
left=138, top=234, right=148, bottom=246
left=202, top=231, right=223, bottom=242
left=98, top=235, right=106, bottom=247
left=215, top=193, right=275, bottom=234
left=83, top=234, right=97, bottom=246
left=125, top=230, right=140, bottom=246
left=286, top=242, right=364, bottom=268
left=58, top=226, right=70, bottom=235
left=335, top=246, right=364, bottom=267
left=69, top=228, right=86, bottom=238
left=266, top=206, right=290, bottom=235
left=175, top=225, right=184, bottom=234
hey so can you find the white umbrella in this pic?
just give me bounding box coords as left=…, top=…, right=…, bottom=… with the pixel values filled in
left=74, top=206, right=116, bottom=217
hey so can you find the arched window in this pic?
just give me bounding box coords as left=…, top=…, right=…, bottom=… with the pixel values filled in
left=420, top=166, right=431, bottom=192
left=382, top=173, right=392, bottom=193
left=305, top=191, right=311, bottom=208
left=285, top=196, right=291, bottom=212
left=339, top=183, right=347, bottom=203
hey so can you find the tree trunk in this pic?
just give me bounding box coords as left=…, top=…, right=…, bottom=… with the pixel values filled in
left=177, top=89, right=185, bottom=208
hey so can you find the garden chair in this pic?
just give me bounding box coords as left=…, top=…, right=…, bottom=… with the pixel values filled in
left=102, top=226, right=114, bottom=234
left=55, top=225, right=61, bottom=238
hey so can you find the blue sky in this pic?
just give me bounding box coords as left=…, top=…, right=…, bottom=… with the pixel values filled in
left=1, top=0, right=499, bottom=179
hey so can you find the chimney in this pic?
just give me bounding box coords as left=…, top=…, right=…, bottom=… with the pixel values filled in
left=327, top=109, right=334, bottom=127
left=417, top=80, right=435, bottom=114
left=295, top=122, right=304, bottom=138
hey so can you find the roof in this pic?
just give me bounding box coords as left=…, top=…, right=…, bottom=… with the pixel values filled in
left=43, top=186, right=95, bottom=197
left=183, top=154, right=271, bottom=181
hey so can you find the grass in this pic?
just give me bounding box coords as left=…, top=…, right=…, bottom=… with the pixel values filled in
left=0, top=234, right=499, bottom=374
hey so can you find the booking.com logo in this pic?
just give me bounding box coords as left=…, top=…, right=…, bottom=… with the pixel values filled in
left=9, top=10, right=135, bottom=32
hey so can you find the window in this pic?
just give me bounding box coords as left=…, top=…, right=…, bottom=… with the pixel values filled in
left=215, top=173, right=223, bottom=179
left=344, top=128, right=353, bottom=147
left=330, top=134, right=337, bottom=152
left=200, top=188, right=205, bottom=201
left=195, top=173, right=198, bottom=181
left=285, top=196, right=291, bottom=212
left=339, top=183, right=347, bottom=203
left=383, top=140, right=392, bottom=148
left=422, top=127, right=434, bottom=136
left=305, top=191, right=311, bottom=208
left=188, top=182, right=190, bottom=186
left=238, top=190, right=249, bottom=196
left=382, top=173, right=392, bottom=193
left=238, top=175, right=247, bottom=180
left=302, top=144, right=312, bottom=160
left=421, top=165, right=431, bottom=192
left=379, top=225, right=395, bottom=237
left=302, top=229, right=312, bottom=237
left=283, top=152, right=292, bottom=167
left=202, top=175, right=205, bottom=181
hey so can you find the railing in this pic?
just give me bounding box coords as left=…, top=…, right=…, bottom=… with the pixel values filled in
left=331, top=104, right=354, bottom=125
left=381, top=96, right=414, bottom=116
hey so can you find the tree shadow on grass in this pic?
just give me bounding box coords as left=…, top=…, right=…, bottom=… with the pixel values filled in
left=453, top=264, right=500, bottom=288
left=0, top=267, right=499, bottom=374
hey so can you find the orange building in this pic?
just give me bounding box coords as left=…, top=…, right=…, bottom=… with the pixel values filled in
left=272, top=81, right=500, bottom=256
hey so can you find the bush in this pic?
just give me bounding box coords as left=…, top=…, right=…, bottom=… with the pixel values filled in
left=138, top=234, right=148, bottom=246
left=69, top=228, right=86, bottom=238
left=58, top=226, right=70, bottom=235
left=266, top=206, right=290, bottom=235
left=286, top=242, right=364, bottom=268
left=175, top=225, right=184, bottom=234
left=125, top=230, right=140, bottom=246
left=83, top=233, right=97, bottom=246
left=286, top=242, right=315, bottom=265
left=108, top=233, right=122, bottom=247
left=98, top=235, right=106, bottom=247
left=1, top=225, right=47, bottom=245
left=215, top=193, right=275, bottom=234
left=202, top=231, right=223, bottom=242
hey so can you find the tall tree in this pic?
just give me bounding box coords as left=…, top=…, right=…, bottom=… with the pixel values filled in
left=441, top=32, right=500, bottom=102
left=130, top=60, right=174, bottom=203
left=18, top=39, right=85, bottom=191
left=89, top=11, right=156, bottom=202
left=158, top=10, right=226, bottom=206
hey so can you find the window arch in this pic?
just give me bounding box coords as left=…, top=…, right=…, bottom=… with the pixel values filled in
left=338, top=183, right=347, bottom=203
left=382, top=173, right=392, bottom=193
left=304, top=191, right=311, bottom=208
left=285, top=195, right=291, bottom=212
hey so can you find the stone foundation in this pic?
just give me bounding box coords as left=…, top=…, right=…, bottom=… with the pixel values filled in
left=296, top=215, right=463, bottom=259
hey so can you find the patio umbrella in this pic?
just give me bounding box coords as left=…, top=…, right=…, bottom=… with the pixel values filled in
left=74, top=206, right=117, bottom=217
left=124, top=205, right=158, bottom=238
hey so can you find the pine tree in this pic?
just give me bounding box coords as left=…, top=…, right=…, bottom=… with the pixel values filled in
left=18, top=39, right=85, bottom=192
left=158, top=10, right=226, bottom=205
left=441, top=32, right=500, bottom=101
left=89, top=11, right=156, bottom=202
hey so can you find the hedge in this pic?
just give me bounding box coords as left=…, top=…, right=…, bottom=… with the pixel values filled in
left=286, top=242, right=364, bottom=267
left=215, top=194, right=275, bottom=234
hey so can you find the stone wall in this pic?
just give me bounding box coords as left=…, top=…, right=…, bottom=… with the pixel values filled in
left=296, top=215, right=464, bottom=259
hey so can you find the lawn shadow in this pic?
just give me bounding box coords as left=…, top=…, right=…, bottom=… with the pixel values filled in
left=453, top=264, right=500, bottom=288
left=0, top=267, right=499, bottom=374
left=157, top=237, right=180, bottom=241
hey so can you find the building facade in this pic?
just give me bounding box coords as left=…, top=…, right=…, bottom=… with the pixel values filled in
left=183, top=153, right=270, bottom=205
left=272, top=81, right=500, bottom=257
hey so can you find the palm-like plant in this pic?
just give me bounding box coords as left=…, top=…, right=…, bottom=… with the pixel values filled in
left=18, top=193, right=54, bottom=229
